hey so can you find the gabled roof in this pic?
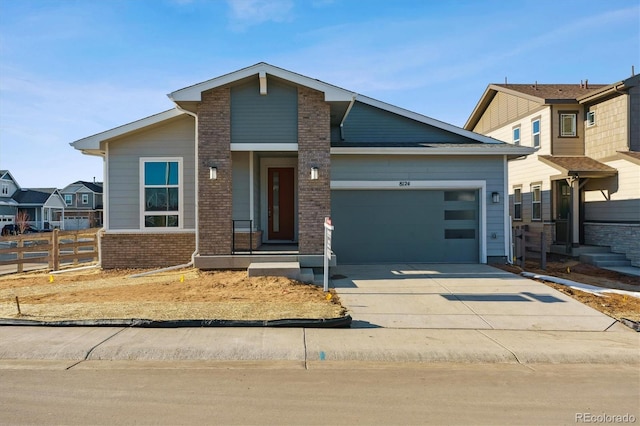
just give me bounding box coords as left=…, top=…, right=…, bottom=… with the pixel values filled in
left=465, top=82, right=606, bottom=130
left=0, top=170, right=20, bottom=187
left=538, top=156, right=617, bottom=179
left=12, top=188, right=61, bottom=205
left=73, top=62, right=515, bottom=155
left=75, top=180, right=103, bottom=193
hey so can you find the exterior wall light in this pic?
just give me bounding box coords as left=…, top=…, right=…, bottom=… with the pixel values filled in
left=492, top=192, right=500, bottom=203
left=310, top=166, right=319, bottom=180
left=209, top=166, right=217, bottom=180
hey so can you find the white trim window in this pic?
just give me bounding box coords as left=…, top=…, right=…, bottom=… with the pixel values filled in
left=531, top=184, right=542, bottom=221
left=586, top=111, right=596, bottom=127
left=560, top=113, right=577, bottom=137
left=513, top=187, right=522, bottom=220
left=512, top=126, right=521, bottom=145
left=64, top=194, right=73, bottom=206
left=81, top=194, right=89, bottom=204
left=140, top=158, right=183, bottom=228
left=532, top=118, right=540, bottom=148
left=1, top=183, right=8, bottom=195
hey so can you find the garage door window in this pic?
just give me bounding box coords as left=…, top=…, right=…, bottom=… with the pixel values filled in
left=444, top=190, right=476, bottom=240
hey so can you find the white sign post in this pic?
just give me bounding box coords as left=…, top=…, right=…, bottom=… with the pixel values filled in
left=323, top=217, right=334, bottom=292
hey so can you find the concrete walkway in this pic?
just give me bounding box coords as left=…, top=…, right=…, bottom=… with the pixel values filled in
left=0, top=264, right=638, bottom=366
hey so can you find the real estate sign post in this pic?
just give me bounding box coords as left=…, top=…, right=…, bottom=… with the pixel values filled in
left=323, top=217, right=333, bottom=292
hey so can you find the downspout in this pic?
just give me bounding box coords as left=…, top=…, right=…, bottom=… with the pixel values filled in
left=339, top=95, right=357, bottom=141
left=129, top=106, right=200, bottom=278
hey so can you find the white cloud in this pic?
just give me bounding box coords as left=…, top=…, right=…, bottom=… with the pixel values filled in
left=226, top=0, right=294, bottom=30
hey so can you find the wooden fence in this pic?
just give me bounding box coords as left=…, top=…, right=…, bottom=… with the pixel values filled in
left=513, top=225, right=546, bottom=270
left=0, top=228, right=100, bottom=273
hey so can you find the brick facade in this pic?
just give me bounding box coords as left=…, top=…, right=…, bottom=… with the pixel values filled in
left=198, top=88, right=232, bottom=255
left=297, top=86, right=331, bottom=255
left=584, top=223, right=640, bottom=267
left=101, top=233, right=195, bottom=269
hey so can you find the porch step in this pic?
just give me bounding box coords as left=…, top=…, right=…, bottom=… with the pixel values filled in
left=579, top=252, right=632, bottom=268
left=247, top=262, right=301, bottom=281
left=550, top=244, right=611, bottom=256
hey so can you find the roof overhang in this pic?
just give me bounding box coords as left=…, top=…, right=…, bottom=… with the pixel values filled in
left=70, top=109, right=187, bottom=156
left=331, top=144, right=535, bottom=159
left=168, top=62, right=357, bottom=109
left=538, top=156, right=618, bottom=179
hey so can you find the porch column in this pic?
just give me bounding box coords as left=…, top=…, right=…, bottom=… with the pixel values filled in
left=198, top=88, right=232, bottom=255
left=297, top=86, right=331, bottom=255
left=570, top=176, right=580, bottom=247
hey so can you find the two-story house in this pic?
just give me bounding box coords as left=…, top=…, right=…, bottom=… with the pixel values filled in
left=60, top=180, right=104, bottom=230
left=465, top=74, right=640, bottom=267
left=0, top=170, right=20, bottom=228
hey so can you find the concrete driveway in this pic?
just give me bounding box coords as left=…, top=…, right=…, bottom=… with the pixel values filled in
left=331, top=264, right=622, bottom=331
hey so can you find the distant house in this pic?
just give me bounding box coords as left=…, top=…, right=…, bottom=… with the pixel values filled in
left=60, top=180, right=103, bottom=230
left=71, top=62, right=533, bottom=269
left=11, top=188, right=66, bottom=230
left=0, top=170, right=20, bottom=228
left=465, top=74, right=640, bottom=267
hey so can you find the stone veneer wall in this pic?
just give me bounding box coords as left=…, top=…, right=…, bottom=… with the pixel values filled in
left=297, top=86, right=331, bottom=255
left=584, top=223, right=640, bottom=267
left=101, top=233, right=195, bottom=269
left=198, top=88, right=232, bottom=255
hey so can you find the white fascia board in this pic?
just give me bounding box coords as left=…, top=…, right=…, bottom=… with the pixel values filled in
left=330, top=146, right=536, bottom=157
left=70, top=109, right=185, bottom=152
left=168, top=63, right=355, bottom=102
left=331, top=180, right=486, bottom=190
left=230, top=143, right=298, bottom=151
left=354, top=95, right=504, bottom=145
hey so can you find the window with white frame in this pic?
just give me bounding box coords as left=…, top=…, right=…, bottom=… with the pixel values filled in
left=512, top=126, right=521, bottom=145
left=64, top=194, right=73, bottom=206
left=560, top=112, right=577, bottom=137
left=1, top=184, right=8, bottom=195
left=532, top=118, right=540, bottom=148
left=531, top=184, right=542, bottom=221
left=513, top=187, right=522, bottom=220
left=141, top=158, right=181, bottom=228
left=81, top=194, right=89, bottom=204
left=586, top=111, right=596, bottom=127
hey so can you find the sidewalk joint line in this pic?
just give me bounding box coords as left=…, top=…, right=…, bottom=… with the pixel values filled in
left=66, top=327, right=128, bottom=370
left=303, top=328, right=308, bottom=370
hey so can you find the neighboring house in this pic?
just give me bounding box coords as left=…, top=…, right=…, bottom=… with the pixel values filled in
left=0, top=170, right=20, bottom=227
left=60, top=180, right=104, bottom=230
left=71, top=62, right=533, bottom=269
left=11, top=188, right=66, bottom=230
left=465, top=74, right=640, bottom=266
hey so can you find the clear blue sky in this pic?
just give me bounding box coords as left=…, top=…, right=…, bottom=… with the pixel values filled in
left=1, top=0, right=638, bottom=188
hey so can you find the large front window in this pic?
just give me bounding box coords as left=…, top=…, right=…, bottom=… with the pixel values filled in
left=141, top=158, right=181, bottom=228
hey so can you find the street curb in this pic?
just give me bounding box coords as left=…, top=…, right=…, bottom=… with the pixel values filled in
left=0, top=315, right=352, bottom=329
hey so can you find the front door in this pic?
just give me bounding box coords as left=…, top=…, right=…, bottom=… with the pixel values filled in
left=268, top=167, right=295, bottom=241
left=555, top=180, right=571, bottom=243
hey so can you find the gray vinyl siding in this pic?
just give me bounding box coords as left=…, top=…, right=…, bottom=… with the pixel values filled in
left=232, top=152, right=251, bottom=222
left=231, top=77, right=297, bottom=144
left=585, top=199, right=640, bottom=222
left=339, top=102, right=471, bottom=144
left=331, top=154, right=507, bottom=258
left=107, top=115, right=195, bottom=229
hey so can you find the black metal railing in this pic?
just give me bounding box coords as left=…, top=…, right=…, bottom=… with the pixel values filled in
left=232, top=219, right=253, bottom=254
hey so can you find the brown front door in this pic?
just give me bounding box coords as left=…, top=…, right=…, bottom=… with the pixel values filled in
left=268, top=167, right=295, bottom=240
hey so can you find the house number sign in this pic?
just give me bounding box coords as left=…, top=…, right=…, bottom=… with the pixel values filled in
left=399, top=181, right=411, bottom=186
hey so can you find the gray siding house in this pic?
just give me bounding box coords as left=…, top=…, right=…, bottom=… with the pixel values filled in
left=71, top=63, right=533, bottom=269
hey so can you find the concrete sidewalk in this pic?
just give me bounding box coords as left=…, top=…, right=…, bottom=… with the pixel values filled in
left=0, top=264, right=638, bottom=366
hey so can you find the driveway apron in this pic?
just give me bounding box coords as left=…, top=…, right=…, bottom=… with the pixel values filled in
left=331, top=264, right=619, bottom=331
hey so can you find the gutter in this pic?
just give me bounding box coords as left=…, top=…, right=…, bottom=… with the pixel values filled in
left=130, top=106, right=200, bottom=278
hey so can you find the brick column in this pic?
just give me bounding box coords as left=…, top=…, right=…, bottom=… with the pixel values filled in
left=297, top=87, right=331, bottom=255
left=198, top=88, right=232, bottom=255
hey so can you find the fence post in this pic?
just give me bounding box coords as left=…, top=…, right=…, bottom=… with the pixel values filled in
left=51, top=229, right=60, bottom=271
left=17, top=239, right=24, bottom=273
left=540, top=231, right=546, bottom=270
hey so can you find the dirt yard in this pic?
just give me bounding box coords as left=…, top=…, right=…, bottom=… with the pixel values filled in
left=494, top=254, right=640, bottom=323
left=0, top=267, right=346, bottom=322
